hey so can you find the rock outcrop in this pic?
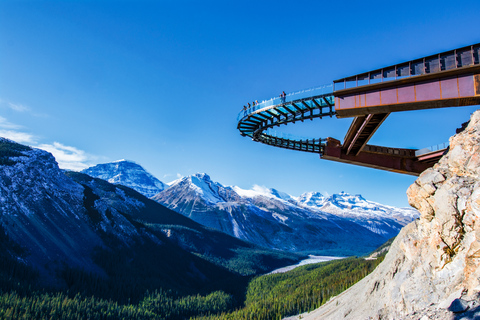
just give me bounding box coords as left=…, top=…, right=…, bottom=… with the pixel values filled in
left=296, top=110, right=480, bottom=320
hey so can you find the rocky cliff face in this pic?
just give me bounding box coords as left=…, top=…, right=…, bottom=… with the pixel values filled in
left=298, top=110, right=480, bottom=320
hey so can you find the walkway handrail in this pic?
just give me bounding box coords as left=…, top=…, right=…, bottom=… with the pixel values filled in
left=415, top=142, right=449, bottom=156
left=237, top=88, right=335, bottom=154
left=237, top=84, right=333, bottom=122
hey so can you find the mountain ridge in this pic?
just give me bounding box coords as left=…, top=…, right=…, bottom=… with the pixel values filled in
left=0, top=138, right=300, bottom=301
left=152, top=173, right=418, bottom=255
left=80, top=160, right=418, bottom=256
left=81, top=159, right=167, bottom=198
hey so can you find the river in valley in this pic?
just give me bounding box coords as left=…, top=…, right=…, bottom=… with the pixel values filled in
left=268, top=255, right=344, bottom=274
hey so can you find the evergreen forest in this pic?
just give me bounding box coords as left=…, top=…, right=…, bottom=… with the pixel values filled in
left=0, top=245, right=385, bottom=320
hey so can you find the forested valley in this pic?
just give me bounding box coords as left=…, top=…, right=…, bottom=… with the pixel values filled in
left=0, top=241, right=386, bottom=320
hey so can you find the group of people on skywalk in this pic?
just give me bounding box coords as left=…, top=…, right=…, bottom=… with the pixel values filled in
left=242, top=90, right=287, bottom=112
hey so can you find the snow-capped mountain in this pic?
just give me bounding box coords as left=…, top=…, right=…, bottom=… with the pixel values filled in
left=153, top=173, right=419, bottom=256
left=80, top=160, right=418, bottom=255
left=296, top=191, right=418, bottom=235
left=81, top=160, right=166, bottom=198
left=0, top=139, right=297, bottom=291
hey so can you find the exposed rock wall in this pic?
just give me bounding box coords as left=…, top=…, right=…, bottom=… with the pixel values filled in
left=298, top=110, right=480, bottom=320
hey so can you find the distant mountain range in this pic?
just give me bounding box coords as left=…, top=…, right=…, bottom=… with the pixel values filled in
left=0, top=139, right=298, bottom=299
left=83, top=161, right=419, bottom=256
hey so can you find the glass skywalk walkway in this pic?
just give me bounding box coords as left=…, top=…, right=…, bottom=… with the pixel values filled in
left=237, top=43, right=478, bottom=172
left=236, top=84, right=335, bottom=153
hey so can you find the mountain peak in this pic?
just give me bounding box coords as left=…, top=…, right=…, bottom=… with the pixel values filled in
left=81, top=161, right=166, bottom=198
left=232, top=185, right=293, bottom=202
left=297, top=191, right=326, bottom=207
left=192, top=172, right=211, bottom=181
left=112, top=159, right=130, bottom=163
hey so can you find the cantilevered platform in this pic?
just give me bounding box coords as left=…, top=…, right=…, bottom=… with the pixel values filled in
left=237, top=43, right=480, bottom=175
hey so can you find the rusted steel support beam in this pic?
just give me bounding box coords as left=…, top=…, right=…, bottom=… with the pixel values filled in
left=336, top=96, right=480, bottom=118
left=345, top=114, right=373, bottom=155
left=343, top=116, right=366, bottom=149
left=321, top=138, right=431, bottom=176
left=416, top=149, right=447, bottom=163
left=343, top=113, right=389, bottom=155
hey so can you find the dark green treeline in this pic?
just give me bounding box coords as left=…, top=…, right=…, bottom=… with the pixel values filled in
left=0, top=256, right=383, bottom=320
left=194, top=256, right=383, bottom=320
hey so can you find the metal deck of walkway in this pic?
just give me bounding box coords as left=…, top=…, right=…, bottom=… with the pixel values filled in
left=237, top=43, right=480, bottom=175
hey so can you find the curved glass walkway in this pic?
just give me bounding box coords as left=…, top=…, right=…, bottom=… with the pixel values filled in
left=237, top=84, right=335, bottom=154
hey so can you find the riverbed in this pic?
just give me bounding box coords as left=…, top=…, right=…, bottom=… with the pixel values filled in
left=268, top=255, right=344, bottom=274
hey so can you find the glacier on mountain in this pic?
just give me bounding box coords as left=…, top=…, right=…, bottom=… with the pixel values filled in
left=81, top=160, right=166, bottom=198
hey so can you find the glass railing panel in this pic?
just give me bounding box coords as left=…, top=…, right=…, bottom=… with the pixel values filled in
left=397, top=63, right=410, bottom=79
left=255, top=101, right=267, bottom=109
left=441, top=51, right=456, bottom=70
left=457, top=47, right=474, bottom=67
left=357, top=73, right=369, bottom=86
left=369, top=70, right=382, bottom=84
left=272, top=97, right=283, bottom=105
left=411, top=59, right=425, bottom=76
left=425, top=55, right=441, bottom=73
left=237, top=111, right=245, bottom=122
left=288, top=90, right=308, bottom=101
left=317, top=84, right=334, bottom=95
left=414, top=142, right=449, bottom=156
left=345, top=76, right=357, bottom=89
left=383, top=67, right=396, bottom=82
left=287, top=85, right=333, bottom=100
left=334, top=80, right=345, bottom=91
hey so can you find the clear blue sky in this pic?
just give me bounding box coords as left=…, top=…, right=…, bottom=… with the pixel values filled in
left=1, top=0, right=479, bottom=207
